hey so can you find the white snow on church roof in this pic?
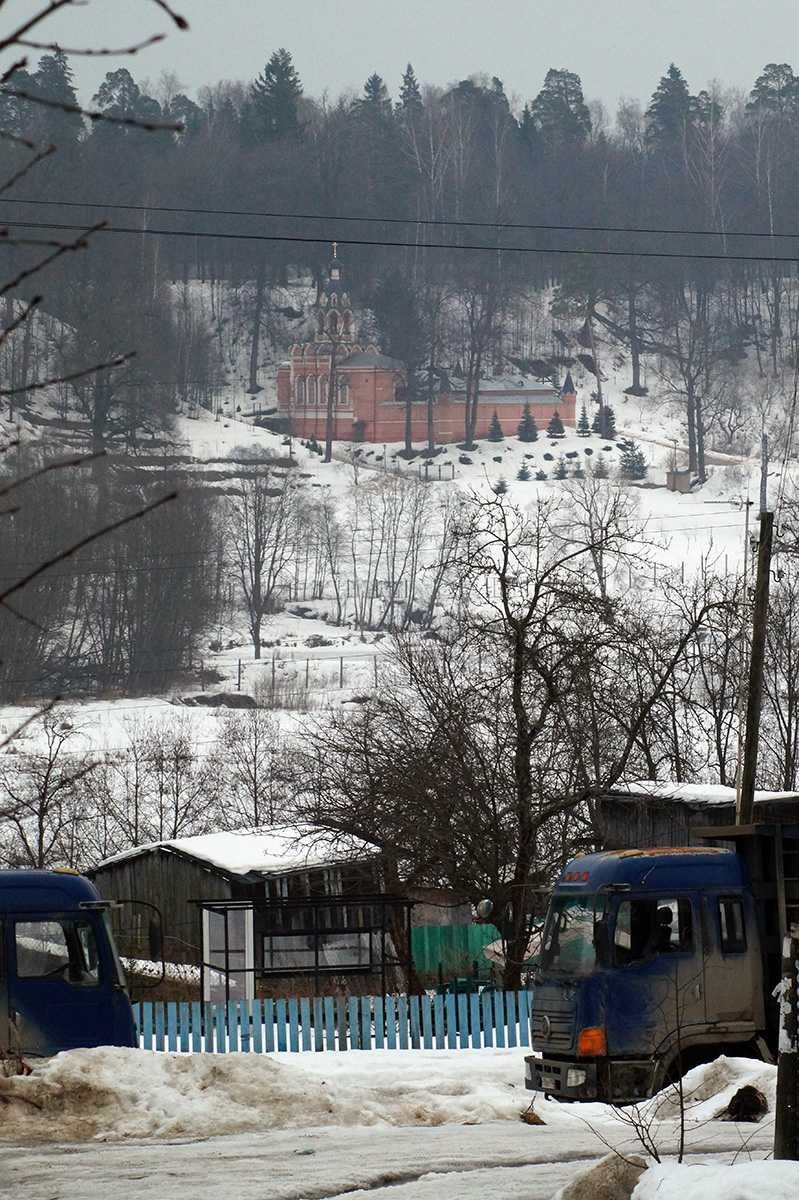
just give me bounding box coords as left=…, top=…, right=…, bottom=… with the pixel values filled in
left=96, top=825, right=379, bottom=877
left=612, top=781, right=799, bottom=806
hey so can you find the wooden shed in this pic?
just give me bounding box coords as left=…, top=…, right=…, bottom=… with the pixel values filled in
left=594, top=782, right=799, bottom=850
left=90, top=825, right=386, bottom=971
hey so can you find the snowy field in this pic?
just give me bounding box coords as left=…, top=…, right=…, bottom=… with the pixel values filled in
left=1, top=1048, right=795, bottom=1200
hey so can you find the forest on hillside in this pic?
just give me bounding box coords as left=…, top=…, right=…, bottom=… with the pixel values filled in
left=2, top=53, right=799, bottom=476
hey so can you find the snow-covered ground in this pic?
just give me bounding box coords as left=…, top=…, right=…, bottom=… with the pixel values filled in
left=0, top=1049, right=793, bottom=1199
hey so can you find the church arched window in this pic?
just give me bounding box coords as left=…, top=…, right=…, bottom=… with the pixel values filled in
left=296, top=375, right=305, bottom=404
left=308, top=376, right=317, bottom=406
left=318, top=373, right=327, bottom=401
left=338, top=382, right=349, bottom=407
left=328, top=310, right=339, bottom=334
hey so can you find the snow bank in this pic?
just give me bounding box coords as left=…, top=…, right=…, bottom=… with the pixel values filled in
left=0, top=1047, right=529, bottom=1141
left=633, top=1159, right=799, bottom=1200
left=638, top=1056, right=777, bottom=1124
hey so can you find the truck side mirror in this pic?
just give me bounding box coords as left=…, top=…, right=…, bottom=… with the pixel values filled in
left=594, top=918, right=610, bottom=964
left=148, top=918, right=163, bottom=963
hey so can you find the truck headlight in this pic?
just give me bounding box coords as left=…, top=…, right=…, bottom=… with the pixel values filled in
left=566, top=1068, right=587, bottom=1088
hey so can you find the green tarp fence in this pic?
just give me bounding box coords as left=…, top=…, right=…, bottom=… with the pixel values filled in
left=411, top=924, right=500, bottom=983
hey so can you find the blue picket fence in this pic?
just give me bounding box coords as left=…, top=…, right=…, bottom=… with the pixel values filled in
left=133, top=991, right=532, bottom=1054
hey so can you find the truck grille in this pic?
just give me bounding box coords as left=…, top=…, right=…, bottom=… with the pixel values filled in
left=530, top=999, right=576, bottom=1050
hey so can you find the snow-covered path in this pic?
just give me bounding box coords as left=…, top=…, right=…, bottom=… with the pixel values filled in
left=0, top=1119, right=779, bottom=1200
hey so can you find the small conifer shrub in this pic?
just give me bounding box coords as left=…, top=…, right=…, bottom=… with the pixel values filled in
left=547, top=410, right=565, bottom=438
left=517, top=403, right=539, bottom=442
left=487, top=411, right=504, bottom=442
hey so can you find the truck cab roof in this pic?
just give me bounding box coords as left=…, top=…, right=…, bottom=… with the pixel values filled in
left=0, top=868, right=104, bottom=912
left=557, top=846, right=746, bottom=892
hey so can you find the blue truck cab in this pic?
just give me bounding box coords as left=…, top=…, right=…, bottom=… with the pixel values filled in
left=525, top=845, right=771, bottom=1103
left=0, top=869, right=138, bottom=1058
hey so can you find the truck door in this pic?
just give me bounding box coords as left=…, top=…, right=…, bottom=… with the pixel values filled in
left=10, top=914, right=114, bottom=1056
left=702, top=893, right=761, bottom=1029
left=607, top=894, right=705, bottom=1058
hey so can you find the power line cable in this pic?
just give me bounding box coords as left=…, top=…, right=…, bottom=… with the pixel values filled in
left=3, top=216, right=799, bottom=264
left=2, top=195, right=799, bottom=245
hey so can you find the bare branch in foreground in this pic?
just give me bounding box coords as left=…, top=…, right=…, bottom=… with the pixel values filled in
left=0, top=222, right=102, bottom=297
left=0, top=88, right=182, bottom=134
left=0, top=451, right=105, bottom=499
left=0, top=351, right=136, bottom=396
left=0, top=699, right=60, bottom=752
left=0, top=490, right=178, bottom=609
left=0, top=145, right=56, bottom=199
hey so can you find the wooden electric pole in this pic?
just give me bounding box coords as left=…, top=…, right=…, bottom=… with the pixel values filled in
left=738, top=509, right=773, bottom=825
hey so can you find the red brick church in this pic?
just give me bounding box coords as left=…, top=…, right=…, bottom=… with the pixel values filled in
left=276, top=252, right=576, bottom=444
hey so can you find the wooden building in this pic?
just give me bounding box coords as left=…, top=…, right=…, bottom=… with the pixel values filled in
left=593, top=782, right=799, bottom=850
left=90, top=826, right=412, bottom=997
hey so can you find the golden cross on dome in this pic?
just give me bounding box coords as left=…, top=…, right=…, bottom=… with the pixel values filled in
left=332, top=241, right=338, bottom=258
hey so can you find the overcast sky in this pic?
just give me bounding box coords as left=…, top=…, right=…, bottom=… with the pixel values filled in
left=21, top=0, right=799, bottom=114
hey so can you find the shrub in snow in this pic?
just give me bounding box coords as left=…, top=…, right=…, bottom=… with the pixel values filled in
left=543, top=452, right=554, bottom=461
left=619, top=438, right=648, bottom=480
left=535, top=469, right=548, bottom=480
left=493, top=476, right=508, bottom=494
left=592, top=405, right=616, bottom=438
left=546, top=410, right=565, bottom=438
left=517, top=403, right=539, bottom=442
left=487, top=411, right=504, bottom=442
left=459, top=454, right=473, bottom=465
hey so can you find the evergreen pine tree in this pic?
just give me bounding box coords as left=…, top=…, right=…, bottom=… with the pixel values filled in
left=554, top=457, right=568, bottom=480
left=361, top=73, right=392, bottom=115
left=591, top=455, right=610, bottom=479
left=645, top=63, right=693, bottom=144
left=547, top=409, right=565, bottom=438
left=746, top=63, right=799, bottom=123
left=535, top=469, right=548, bottom=481
left=488, top=411, right=504, bottom=442
left=92, top=68, right=161, bottom=138
left=619, top=439, right=648, bottom=480
left=398, top=64, right=422, bottom=116
left=516, top=464, right=532, bottom=481
left=30, top=52, right=82, bottom=145
left=251, top=48, right=303, bottom=140
left=592, top=406, right=616, bottom=439
left=529, top=68, right=591, bottom=147
left=493, top=476, right=508, bottom=495
left=577, top=403, right=591, bottom=437
left=517, top=403, right=539, bottom=442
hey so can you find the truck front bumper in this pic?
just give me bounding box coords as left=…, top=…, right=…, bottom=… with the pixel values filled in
left=524, top=1054, right=599, bottom=1100
left=525, top=1054, right=657, bottom=1103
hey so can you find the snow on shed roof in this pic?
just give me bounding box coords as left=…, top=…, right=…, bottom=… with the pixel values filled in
left=96, top=825, right=379, bottom=877
left=608, top=781, right=799, bottom=807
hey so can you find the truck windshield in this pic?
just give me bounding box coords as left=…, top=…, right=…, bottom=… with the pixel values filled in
left=540, top=895, right=601, bottom=976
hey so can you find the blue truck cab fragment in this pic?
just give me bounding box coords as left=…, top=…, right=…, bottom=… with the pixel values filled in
left=525, top=846, right=768, bottom=1103
left=0, top=869, right=137, bottom=1057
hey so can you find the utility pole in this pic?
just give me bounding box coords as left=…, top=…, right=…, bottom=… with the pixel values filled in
left=760, top=434, right=769, bottom=517
left=738, top=509, right=774, bottom=825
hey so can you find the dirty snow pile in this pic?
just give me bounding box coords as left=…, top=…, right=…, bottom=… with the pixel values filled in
left=0, top=1046, right=529, bottom=1141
